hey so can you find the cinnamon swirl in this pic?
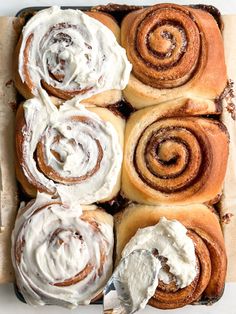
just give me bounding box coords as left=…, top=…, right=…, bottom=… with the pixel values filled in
left=121, top=3, right=227, bottom=109
left=14, top=6, right=132, bottom=103
left=122, top=101, right=229, bottom=205
left=15, top=96, right=124, bottom=203
left=11, top=194, right=114, bottom=308
left=115, top=203, right=227, bottom=308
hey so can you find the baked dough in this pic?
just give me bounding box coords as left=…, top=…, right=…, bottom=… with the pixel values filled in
left=115, top=203, right=226, bottom=308
left=122, top=100, right=229, bottom=205
left=121, top=4, right=227, bottom=109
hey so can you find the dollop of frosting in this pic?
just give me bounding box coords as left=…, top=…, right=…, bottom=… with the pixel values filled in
left=18, top=6, right=132, bottom=100
left=11, top=193, right=114, bottom=308
left=122, top=217, right=197, bottom=289
left=114, top=250, right=161, bottom=313
left=21, top=95, right=123, bottom=204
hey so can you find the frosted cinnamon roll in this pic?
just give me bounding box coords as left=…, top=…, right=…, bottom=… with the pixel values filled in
left=115, top=204, right=227, bottom=309
left=14, top=6, right=132, bottom=103
left=12, top=194, right=113, bottom=308
left=121, top=3, right=227, bottom=109
left=15, top=96, right=124, bottom=203
left=122, top=101, right=229, bottom=205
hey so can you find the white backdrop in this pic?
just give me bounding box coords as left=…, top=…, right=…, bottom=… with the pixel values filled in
left=1, top=1, right=236, bottom=313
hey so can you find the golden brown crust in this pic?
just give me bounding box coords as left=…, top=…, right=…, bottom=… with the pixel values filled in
left=121, top=4, right=227, bottom=109
left=122, top=101, right=229, bottom=205
left=13, top=36, right=32, bottom=100
left=115, top=203, right=227, bottom=307
left=15, top=104, right=38, bottom=197
left=13, top=11, right=121, bottom=101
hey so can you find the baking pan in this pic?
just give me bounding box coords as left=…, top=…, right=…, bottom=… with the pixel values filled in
left=13, top=3, right=224, bottom=307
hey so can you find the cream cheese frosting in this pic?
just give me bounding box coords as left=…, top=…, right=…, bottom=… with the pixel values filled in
left=11, top=193, right=114, bottom=308
left=18, top=6, right=132, bottom=100
left=21, top=94, right=123, bottom=204
left=113, top=250, right=161, bottom=313
left=116, top=217, right=197, bottom=312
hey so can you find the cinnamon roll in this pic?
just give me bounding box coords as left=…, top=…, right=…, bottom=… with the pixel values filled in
left=115, top=204, right=227, bottom=309
left=121, top=3, right=227, bottom=109
left=15, top=96, right=124, bottom=203
left=14, top=6, right=132, bottom=103
left=11, top=194, right=114, bottom=308
left=122, top=101, right=229, bottom=205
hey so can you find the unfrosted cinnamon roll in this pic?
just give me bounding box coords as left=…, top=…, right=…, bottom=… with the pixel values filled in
left=115, top=204, right=227, bottom=309
left=12, top=194, right=114, bottom=308
left=15, top=96, right=124, bottom=203
left=122, top=101, right=229, bottom=205
left=14, top=6, right=132, bottom=103
left=121, top=3, right=227, bottom=109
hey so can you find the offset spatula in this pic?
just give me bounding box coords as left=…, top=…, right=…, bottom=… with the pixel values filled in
left=103, top=249, right=159, bottom=314
left=103, top=278, right=128, bottom=314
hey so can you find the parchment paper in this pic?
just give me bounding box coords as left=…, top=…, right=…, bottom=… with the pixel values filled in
left=0, top=14, right=235, bottom=284
left=221, top=15, right=236, bottom=282
left=0, top=17, right=18, bottom=284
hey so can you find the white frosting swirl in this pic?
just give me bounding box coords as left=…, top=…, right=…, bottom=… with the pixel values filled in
left=20, top=95, right=122, bottom=204
left=18, top=6, right=132, bottom=99
left=122, top=217, right=197, bottom=289
left=11, top=193, right=114, bottom=308
left=114, top=250, right=161, bottom=312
